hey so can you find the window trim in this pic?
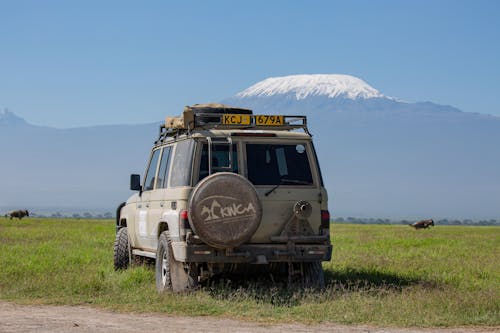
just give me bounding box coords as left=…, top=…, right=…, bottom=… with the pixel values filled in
left=193, top=139, right=242, bottom=185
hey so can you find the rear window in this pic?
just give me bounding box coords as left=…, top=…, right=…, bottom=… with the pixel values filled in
left=246, top=144, right=313, bottom=186
left=198, top=143, right=238, bottom=182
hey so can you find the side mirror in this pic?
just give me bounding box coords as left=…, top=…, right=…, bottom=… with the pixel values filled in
left=130, top=174, right=142, bottom=191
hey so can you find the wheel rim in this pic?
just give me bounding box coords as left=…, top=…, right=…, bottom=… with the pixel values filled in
left=161, top=251, right=168, bottom=286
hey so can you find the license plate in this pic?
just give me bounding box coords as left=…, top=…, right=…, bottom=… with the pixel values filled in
left=255, top=115, right=284, bottom=126
left=222, top=114, right=251, bottom=125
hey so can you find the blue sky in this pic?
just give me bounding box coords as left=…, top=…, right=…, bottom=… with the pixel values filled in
left=1, top=0, right=499, bottom=127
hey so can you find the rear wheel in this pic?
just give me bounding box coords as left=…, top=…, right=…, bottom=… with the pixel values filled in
left=302, top=261, right=325, bottom=289
left=113, top=227, right=130, bottom=270
left=156, top=231, right=198, bottom=293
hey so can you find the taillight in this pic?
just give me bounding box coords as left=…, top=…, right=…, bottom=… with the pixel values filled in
left=180, top=210, right=190, bottom=229
left=321, top=210, right=330, bottom=229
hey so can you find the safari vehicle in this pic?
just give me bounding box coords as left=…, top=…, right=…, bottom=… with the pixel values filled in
left=114, top=103, right=331, bottom=292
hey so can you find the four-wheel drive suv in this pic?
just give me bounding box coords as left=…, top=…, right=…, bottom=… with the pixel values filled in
left=114, top=103, right=332, bottom=292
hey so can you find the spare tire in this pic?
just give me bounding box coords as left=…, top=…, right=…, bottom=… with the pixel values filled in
left=188, top=172, right=262, bottom=249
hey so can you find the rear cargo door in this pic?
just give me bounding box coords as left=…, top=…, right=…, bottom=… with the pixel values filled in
left=244, top=142, right=322, bottom=242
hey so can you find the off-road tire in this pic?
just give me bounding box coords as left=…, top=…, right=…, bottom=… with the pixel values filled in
left=302, top=261, right=325, bottom=289
left=113, top=227, right=130, bottom=270
left=156, top=231, right=198, bottom=293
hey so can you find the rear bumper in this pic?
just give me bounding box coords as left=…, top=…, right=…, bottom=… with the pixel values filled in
left=184, top=242, right=332, bottom=264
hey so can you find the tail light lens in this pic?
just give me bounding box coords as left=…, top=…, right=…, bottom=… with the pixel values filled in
left=321, top=210, right=330, bottom=229
left=180, top=209, right=190, bottom=229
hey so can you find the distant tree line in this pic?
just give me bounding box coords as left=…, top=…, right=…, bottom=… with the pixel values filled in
left=8, top=212, right=499, bottom=225
left=29, top=212, right=114, bottom=219
left=334, top=217, right=499, bottom=226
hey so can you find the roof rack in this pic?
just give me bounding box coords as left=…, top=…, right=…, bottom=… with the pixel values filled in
left=155, top=108, right=310, bottom=145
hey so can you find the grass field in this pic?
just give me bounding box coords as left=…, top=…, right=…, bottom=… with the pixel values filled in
left=0, top=217, right=498, bottom=327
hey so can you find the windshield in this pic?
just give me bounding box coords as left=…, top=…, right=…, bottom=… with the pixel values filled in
left=246, top=143, right=313, bottom=186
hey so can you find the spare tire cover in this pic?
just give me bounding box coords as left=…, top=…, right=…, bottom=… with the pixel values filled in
left=188, top=172, right=262, bottom=249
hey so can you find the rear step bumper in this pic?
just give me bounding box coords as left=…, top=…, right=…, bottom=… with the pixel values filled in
left=269, top=234, right=329, bottom=243
left=184, top=242, right=332, bottom=264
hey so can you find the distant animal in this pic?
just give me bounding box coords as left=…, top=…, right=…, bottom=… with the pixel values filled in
left=409, top=219, right=435, bottom=229
left=5, top=210, right=29, bottom=220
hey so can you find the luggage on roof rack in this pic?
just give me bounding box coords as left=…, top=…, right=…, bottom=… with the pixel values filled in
left=186, top=103, right=253, bottom=125
left=186, top=103, right=253, bottom=115
left=156, top=103, right=310, bottom=145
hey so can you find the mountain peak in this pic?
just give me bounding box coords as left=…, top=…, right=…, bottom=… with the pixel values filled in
left=236, top=74, right=387, bottom=100
left=0, top=109, right=28, bottom=127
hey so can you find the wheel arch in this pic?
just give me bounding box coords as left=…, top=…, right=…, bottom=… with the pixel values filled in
left=116, top=202, right=127, bottom=232
left=158, top=221, right=169, bottom=238
left=158, top=210, right=182, bottom=241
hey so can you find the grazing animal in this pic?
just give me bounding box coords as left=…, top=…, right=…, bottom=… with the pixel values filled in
left=409, top=219, right=435, bottom=229
left=6, top=210, right=29, bottom=220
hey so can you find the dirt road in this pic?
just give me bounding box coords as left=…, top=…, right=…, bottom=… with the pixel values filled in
left=0, top=301, right=497, bottom=333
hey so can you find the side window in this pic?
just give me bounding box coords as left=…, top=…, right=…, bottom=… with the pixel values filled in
left=198, top=143, right=238, bottom=182
left=170, top=140, right=195, bottom=187
left=156, top=146, right=172, bottom=189
left=143, top=149, right=161, bottom=191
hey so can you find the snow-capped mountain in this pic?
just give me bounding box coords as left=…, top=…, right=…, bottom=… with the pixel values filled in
left=236, top=74, right=388, bottom=100
left=224, top=74, right=467, bottom=116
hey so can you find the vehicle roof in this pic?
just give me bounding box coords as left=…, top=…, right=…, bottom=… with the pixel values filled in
left=155, top=129, right=312, bottom=147
left=192, top=129, right=312, bottom=139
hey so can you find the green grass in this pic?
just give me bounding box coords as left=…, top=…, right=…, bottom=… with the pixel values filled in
left=0, top=217, right=498, bottom=327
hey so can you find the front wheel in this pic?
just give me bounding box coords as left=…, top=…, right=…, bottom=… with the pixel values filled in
left=113, top=227, right=130, bottom=270
left=155, top=231, right=198, bottom=293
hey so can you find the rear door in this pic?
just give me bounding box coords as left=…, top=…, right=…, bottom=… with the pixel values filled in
left=145, top=146, right=173, bottom=251
left=243, top=141, right=322, bottom=242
